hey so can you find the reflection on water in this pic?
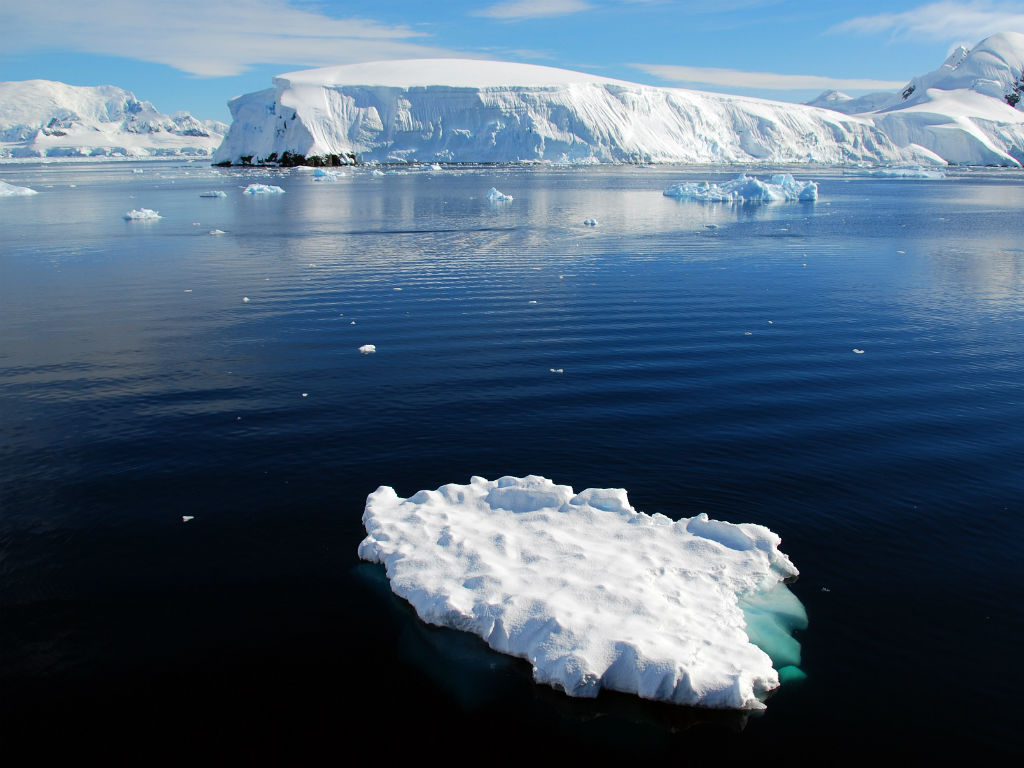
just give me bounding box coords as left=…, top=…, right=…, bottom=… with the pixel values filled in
left=1, top=161, right=1023, bottom=760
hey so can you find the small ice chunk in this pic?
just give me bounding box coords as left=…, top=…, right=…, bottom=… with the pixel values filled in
left=200, top=190, right=227, bottom=198
left=302, top=393, right=309, bottom=398
left=359, top=344, right=376, bottom=354
left=182, top=515, right=194, bottom=522
left=852, top=348, right=865, bottom=354
left=359, top=476, right=803, bottom=710
left=487, top=187, right=513, bottom=202
left=133, top=169, right=145, bottom=174
left=549, top=368, right=564, bottom=373
left=583, top=218, right=598, bottom=226
left=243, top=184, right=285, bottom=195
left=313, top=168, right=347, bottom=180
left=209, top=229, right=226, bottom=235
left=123, top=208, right=161, bottom=220
left=664, top=174, right=817, bottom=202
left=0, top=180, right=38, bottom=196
left=242, top=296, right=250, bottom=303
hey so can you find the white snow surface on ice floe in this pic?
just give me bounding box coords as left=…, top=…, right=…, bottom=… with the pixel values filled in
left=664, top=174, right=818, bottom=202
left=0, top=80, right=226, bottom=160
left=358, top=475, right=802, bottom=710
left=0, top=180, right=37, bottom=196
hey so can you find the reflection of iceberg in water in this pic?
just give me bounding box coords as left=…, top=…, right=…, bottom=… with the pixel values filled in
left=359, top=475, right=808, bottom=710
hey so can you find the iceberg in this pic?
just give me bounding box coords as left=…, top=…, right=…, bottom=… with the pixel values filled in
left=664, top=174, right=818, bottom=202
left=312, top=168, right=347, bottom=180
left=123, top=208, right=161, bottom=220
left=243, top=183, right=285, bottom=195
left=359, top=475, right=806, bottom=710
left=486, top=187, right=513, bottom=202
left=0, top=180, right=37, bottom=196
left=199, top=190, right=228, bottom=197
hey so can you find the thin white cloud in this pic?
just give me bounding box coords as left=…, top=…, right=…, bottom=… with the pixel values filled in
left=474, top=0, right=593, bottom=20
left=833, top=1, right=1024, bottom=42
left=633, top=64, right=906, bottom=92
left=0, top=0, right=461, bottom=77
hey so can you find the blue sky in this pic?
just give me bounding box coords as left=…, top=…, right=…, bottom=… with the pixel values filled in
left=2, top=1, right=1024, bottom=121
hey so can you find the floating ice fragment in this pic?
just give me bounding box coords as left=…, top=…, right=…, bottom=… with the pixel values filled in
left=200, top=190, right=227, bottom=197
left=845, top=164, right=946, bottom=179
left=853, top=348, right=865, bottom=354
left=242, top=297, right=250, bottom=303
left=359, top=476, right=804, bottom=710
left=243, top=183, right=285, bottom=195
left=664, top=174, right=817, bottom=202
left=133, top=169, right=144, bottom=174
left=312, top=168, right=347, bottom=180
left=0, top=180, right=38, bottom=196
left=123, top=208, right=161, bottom=220
left=182, top=515, right=194, bottom=522
left=549, top=368, right=564, bottom=374
left=209, top=229, right=226, bottom=235
left=359, top=344, right=376, bottom=354
left=583, top=218, right=598, bottom=226
left=528, top=300, right=537, bottom=304
left=487, top=187, right=513, bottom=202
left=302, top=393, right=308, bottom=398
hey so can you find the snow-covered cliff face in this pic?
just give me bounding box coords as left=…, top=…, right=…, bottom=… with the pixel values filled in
left=0, top=80, right=227, bottom=159
left=213, top=59, right=910, bottom=166
left=806, top=32, right=1024, bottom=165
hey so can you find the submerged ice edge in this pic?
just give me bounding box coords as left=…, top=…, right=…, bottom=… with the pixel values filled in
left=358, top=475, right=806, bottom=710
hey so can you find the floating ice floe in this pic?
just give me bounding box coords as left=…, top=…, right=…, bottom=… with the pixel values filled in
left=664, top=174, right=818, bottom=202
left=359, top=344, right=376, bottom=354
left=0, top=180, right=39, bottom=196
left=853, top=348, right=865, bottom=354
left=487, top=187, right=513, bottom=202
left=200, top=190, right=227, bottom=197
left=549, top=368, right=564, bottom=373
left=359, top=475, right=806, bottom=710
left=312, top=168, right=347, bottom=180
left=182, top=515, right=194, bottom=522
left=844, top=164, right=947, bottom=179
left=123, top=208, right=161, bottom=220
left=209, top=229, right=226, bottom=235
left=583, top=218, right=598, bottom=226
left=243, top=183, right=285, bottom=195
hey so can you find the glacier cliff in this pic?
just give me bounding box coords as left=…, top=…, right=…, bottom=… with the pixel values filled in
left=215, top=33, right=1024, bottom=167
left=212, top=59, right=910, bottom=166
left=0, top=80, right=227, bottom=160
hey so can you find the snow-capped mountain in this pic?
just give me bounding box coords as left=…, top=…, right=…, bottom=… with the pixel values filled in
left=212, top=58, right=913, bottom=166
left=806, top=32, right=1024, bottom=165
left=0, top=80, right=227, bottom=160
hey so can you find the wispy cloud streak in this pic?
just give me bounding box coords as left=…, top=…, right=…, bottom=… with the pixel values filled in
left=833, top=1, right=1024, bottom=42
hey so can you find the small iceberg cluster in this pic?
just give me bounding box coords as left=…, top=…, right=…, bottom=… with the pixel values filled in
left=845, top=164, right=947, bottom=179
left=312, top=168, right=347, bottom=181
left=359, top=475, right=806, bottom=710
left=123, top=208, right=161, bottom=220
left=487, top=187, right=513, bottom=202
left=0, top=180, right=38, bottom=196
left=664, top=174, right=818, bottom=202
left=243, top=183, right=285, bottom=195
left=199, top=190, right=228, bottom=197
left=358, top=344, right=376, bottom=354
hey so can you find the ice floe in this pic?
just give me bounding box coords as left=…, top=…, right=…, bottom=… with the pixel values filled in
left=0, top=180, right=38, bottom=196
left=359, top=475, right=805, bottom=710
left=200, top=190, right=228, bottom=197
left=487, top=187, right=513, bottom=202
left=664, top=174, right=818, bottom=202
left=359, top=344, right=376, bottom=354
left=123, top=208, right=161, bottom=220
left=583, top=218, right=598, bottom=226
left=312, top=168, right=347, bottom=180
left=243, top=183, right=285, bottom=195
left=844, top=165, right=947, bottom=179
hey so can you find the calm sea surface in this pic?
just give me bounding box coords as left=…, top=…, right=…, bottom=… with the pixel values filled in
left=1, top=161, right=1022, bottom=760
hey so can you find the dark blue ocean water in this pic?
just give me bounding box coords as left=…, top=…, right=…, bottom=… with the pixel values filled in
left=1, top=161, right=1022, bottom=760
